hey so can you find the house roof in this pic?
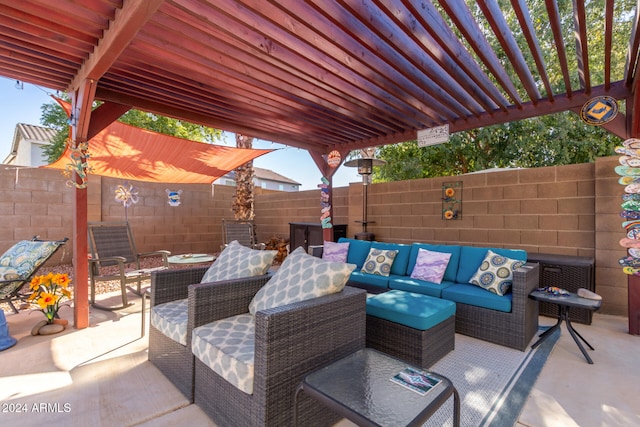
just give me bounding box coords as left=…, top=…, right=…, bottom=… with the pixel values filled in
left=221, top=167, right=301, bottom=186
left=2, top=123, right=57, bottom=164
left=1, top=0, right=638, bottom=164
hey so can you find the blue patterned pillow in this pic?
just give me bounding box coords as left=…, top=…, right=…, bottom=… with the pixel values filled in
left=468, top=250, right=525, bottom=296
left=361, top=248, right=398, bottom=277
left=248, top=247, right=355, bottom=314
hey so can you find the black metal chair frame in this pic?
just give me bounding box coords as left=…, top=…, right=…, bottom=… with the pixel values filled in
left=88, top=221, right=170, bottom=311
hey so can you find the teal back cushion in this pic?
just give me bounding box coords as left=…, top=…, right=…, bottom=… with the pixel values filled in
left=371, top=242, right=412, bottom=275
left=337, top=238, right=372, bottom=269
left=408, top=244, right=461, bottom=283
left=456, top=246, right=527, bottom=283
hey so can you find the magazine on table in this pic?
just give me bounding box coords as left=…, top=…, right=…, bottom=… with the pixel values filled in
left=390, top=367, right=441, bottom=395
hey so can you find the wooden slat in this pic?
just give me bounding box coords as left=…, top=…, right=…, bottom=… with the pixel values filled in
left=478, top=0, right=541, bottom=103
left=438, top=0, right=523, bottom=107
left=604, top=0, right=614, bottom=89
left=624, top=4, right=640, bottom=85
left=326, top=0, right=483, bottom=116
left=169, top=0, right=445, bottom=127
left=572, top=0, right=591, bottom=92
left=545, top=0, right=573, bottom=95
left=397, top=0, right=511, bottom=111
left=68, top=0, right=162, bottom=91
left=511, top=0, right=554, bottom=100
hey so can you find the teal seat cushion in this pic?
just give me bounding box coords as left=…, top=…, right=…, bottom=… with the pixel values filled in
left=455, top=246, right=527, bottom=284
left=371, top=242, right=412, bottom=276
left=366, top=290, right=456, bottom=330
left=408, top=244, right=461, bottom=283
left=388, top=277, right=454, bottom=298
left=349, top=271, right=390, bottom=289
left=338, top=238, right=372, bottom=269
left=441, top=283, right=513, bottom=312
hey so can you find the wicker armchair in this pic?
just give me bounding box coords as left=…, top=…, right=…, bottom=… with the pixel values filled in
left=148, top=267, right=271, bottom=402
left=192, top=284, right=367, bottom=427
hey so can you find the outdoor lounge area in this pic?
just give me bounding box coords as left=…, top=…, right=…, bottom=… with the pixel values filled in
left=2, top=1, right=640, bottom=426
left=1, top=284, right=638, bottom=426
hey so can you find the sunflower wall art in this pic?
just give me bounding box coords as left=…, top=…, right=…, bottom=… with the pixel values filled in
left=442, top=181, right=462, bottom=220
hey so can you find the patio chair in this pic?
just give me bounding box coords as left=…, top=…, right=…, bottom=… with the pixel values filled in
left=191, top=247, right=366, bottom=426
left=221, top=219, right=265, bottom=250
left=88, top=221, right=170, bottom=310
left=148, top=241, right=277, bottom=401
left=0, top=237, right=68, bottom=313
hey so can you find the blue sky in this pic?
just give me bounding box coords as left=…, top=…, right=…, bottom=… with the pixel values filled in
left=0, top=76, right=360, bottom=190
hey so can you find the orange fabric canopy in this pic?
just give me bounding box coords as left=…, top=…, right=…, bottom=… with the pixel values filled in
left=45, top=100, right=273, bottom=184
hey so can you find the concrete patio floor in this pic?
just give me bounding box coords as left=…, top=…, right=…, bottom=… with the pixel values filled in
left=1, top=289, right=639, bottom=427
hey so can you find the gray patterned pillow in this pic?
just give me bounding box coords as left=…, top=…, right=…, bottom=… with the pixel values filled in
left=201, top=240, right=276, bottom=283
left=248, top=246, right=355, bottom=315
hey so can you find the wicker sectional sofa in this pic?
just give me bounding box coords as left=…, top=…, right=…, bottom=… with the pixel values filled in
left=316, top=238, right=540, bottom=351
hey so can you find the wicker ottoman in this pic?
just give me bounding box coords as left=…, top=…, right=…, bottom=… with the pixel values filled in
left=365, top=290, right=456, bottom=368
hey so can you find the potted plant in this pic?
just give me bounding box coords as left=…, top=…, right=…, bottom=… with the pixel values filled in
left=27, top=272, right=72, bottom=335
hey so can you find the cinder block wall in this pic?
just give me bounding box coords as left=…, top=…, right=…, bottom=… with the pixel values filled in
left=0, top=157, right=628, bottom=315
left=253, top=186, right=349, bottom=243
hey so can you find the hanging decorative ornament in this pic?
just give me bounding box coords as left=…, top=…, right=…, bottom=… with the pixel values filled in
left=166, top=189, right=183, bottom=206
left=114, top=181, right=139, bottom=207
left=579, top=96, right=618, bottom=125
left=62, top=141, right=93, bottom=189
left=327, top=150, right=341, bottom=168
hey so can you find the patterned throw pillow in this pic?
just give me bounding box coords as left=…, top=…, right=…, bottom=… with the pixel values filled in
left=361, top=248, right=398, bottom=277
left=410, top=248, right=452, bottom=284
left=322, top=240, right=350, bottom=263
left=201, top=240, right=276, bottom=283
left=248, top=246, right=355, bottom=315
left=468, top=250, right=525, bottom=296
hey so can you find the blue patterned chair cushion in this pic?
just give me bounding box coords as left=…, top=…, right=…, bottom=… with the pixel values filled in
left=201, top=240, right=276, bottom=283
left=191, top=314, right=255, bottom=394
left=248, top=246, right=355, bottom=315
left=150, top=298, right=189, bottom=345
left=361, top=248, right=398, bottom=277
left=468, top=250, right=525, bottom=296
left=0, top=240, right=61, bottom=299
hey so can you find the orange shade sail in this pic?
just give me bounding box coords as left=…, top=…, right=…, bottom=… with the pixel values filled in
left=45, top=100, right=273, bottom=184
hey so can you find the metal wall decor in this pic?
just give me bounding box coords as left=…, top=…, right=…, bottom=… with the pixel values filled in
left=442, top=182, right=462, bottom=220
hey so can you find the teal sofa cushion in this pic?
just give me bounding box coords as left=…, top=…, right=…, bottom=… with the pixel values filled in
left=441, top=283, right=513, bottom=312
left=371, top=242, right=412, bottom=276
left=388, top=277, right=455, bottom=298
left=366, top=290, right=456, bottom=330
left=349, top=271, right=391, bottom=289
left=455, top=246, right=527, bottom=284
left=408, top=244, right=461, bottom=283
left=338, top=238, right=372, bottom=269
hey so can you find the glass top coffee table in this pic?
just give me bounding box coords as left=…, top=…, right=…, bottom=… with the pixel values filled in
left=167, top=253, right=215, bottom=265
left=295, top=348, right=459, bottom=427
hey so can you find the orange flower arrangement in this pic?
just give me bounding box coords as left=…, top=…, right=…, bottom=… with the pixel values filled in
left=444, top=210, right=455, bottom=219
left=28, top=273, right=72, bottom=324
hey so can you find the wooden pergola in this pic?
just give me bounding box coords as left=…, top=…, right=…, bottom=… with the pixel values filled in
left=1, top=0, right=639, bottom=327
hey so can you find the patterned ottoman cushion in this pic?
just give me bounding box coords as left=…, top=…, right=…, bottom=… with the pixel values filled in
left=191, top=314, right=255, bottom=394
left=151, top=298, right=189, bottom=345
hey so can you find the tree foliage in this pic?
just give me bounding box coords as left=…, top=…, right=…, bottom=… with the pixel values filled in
left=40, top=98, right=222, bottom=163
